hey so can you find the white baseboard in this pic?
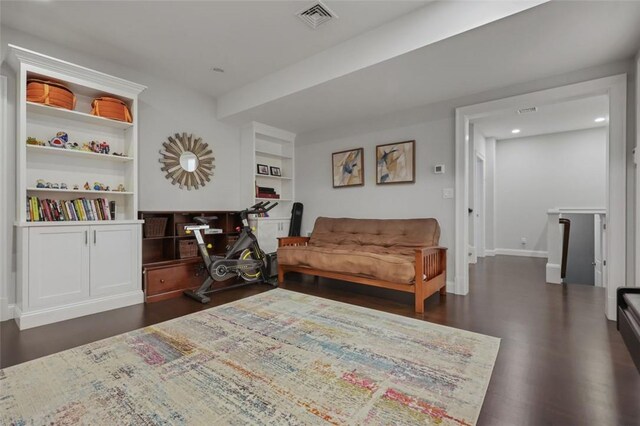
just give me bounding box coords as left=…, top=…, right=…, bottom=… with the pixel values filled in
left=495, top=248, right=548, bottom=258
left=15, top=290, right=144, bottom=330
left=0, top=298, right=15, bottom=321
left=546, top=263, right=561, bottom=284
left=484, top=249, right=496, bottom=256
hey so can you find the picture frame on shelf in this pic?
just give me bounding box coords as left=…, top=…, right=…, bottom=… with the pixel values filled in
left=376, top=140, right=415, bottom=185
left=269, top=166, right=282, bottom=177
left=257, top=164, right=269, bottom=175
left=332, top=147, right=364, bottom=188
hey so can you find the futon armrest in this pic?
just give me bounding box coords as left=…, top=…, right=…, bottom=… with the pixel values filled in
left=415, top=246, right=447, bottom=281
left=278, top=236, right=311, bottom=248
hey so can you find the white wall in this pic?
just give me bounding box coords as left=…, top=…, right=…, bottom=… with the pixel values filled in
left=495, top=128, right=607, bottom=253
left=0, top=27, right=243, bottom=312
left=296, top=119, right=456, bottom=275
left=484, top=138, right=497, bottom=254
left=297, top=59, right=636, bottom=290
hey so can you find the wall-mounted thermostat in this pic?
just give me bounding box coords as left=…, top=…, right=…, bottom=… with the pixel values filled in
left=434, top=164, right=445, bottom=174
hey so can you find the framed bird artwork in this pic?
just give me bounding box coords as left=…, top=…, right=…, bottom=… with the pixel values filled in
left=332, top=148, right=364, bottom=188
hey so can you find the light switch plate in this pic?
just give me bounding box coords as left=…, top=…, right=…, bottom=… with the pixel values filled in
left=442, top=188, right=454, bottom=199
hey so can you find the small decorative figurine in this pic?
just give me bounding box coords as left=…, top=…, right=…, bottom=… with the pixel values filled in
left=36, top=179, right=46, bottom=188
left=51, top=183, right=60, bottom=189
left=45, top=182, right=52, bottom=189
left=81, top=143, right=92, bottom=152
left=114, top=184, right=126, bottom=192
left=73, top=184, right=79, bottom=190
left=48, top=131, right=68, bottom=148
left=27, top=137, right=45, bottom=146
left=65, top=142, right=79, bottom=150
left=60, top=183, right=68, bottom=190
left=93, top=182, right=106, bottom=191
left=84, top=182, right=90, bottom=190
left=112, top=152, right=124, bottom=157
left=104, top=185, right=110, bottom=191
left=98, top=142, right=110, bottom=154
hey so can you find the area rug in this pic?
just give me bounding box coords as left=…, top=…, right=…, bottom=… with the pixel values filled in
left=0, top=289, right=500, bottom=425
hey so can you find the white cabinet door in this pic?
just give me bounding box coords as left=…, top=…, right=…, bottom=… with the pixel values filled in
left=89, top=224, right=139, bottom=297
left=277, top=220, right=290, bottom=238
left=28, top=226, right=90, bottom=309
left=257, top=221, right=279, bottom=253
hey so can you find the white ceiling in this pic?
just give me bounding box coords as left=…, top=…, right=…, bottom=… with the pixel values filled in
left=0, top=0, right=429, bottom=97
left=224, top=1, right=640, bottom=134
left=473, top=95, right=608, bottom=141
left=2, top=1, right=639, bottom=137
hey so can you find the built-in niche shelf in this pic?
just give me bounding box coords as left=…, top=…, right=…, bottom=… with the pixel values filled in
left=27, top=187, right=134, bottom=195
left=26, top=144, right=134, bottom=162
left=27, top=101, right=134, bottom=130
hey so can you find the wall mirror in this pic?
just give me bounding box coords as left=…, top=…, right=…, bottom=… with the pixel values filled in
left=159, top=132, right=215, bottom=190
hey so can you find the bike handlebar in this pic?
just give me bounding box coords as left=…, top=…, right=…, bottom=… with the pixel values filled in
left=244, top=201, right=279, bottom=216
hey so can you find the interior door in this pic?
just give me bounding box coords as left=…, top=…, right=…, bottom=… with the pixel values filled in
left=594, top=214, right=603, bottom=287
left=90, top=225, right=139, bottom=297
left=28, top=226, right=90, bottom=309
left=474, top=156, right=485, bottom=258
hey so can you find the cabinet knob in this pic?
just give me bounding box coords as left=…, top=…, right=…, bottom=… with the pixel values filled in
left=160, top=279, right=165, bottom=283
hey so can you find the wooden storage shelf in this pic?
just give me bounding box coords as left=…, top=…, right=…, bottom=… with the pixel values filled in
left=140, top=210, right=243, bottom=303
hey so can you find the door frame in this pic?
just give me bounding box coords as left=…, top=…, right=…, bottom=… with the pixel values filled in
left=455, top=74, right=627, bottom=320
left=474, top=153, right=486, bottom=258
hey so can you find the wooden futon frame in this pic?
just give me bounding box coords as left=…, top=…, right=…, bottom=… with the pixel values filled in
left=277, top=237, right=447, bottom=314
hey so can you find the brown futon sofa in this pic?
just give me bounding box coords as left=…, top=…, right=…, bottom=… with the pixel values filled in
left=277, top=217, right=447, bottom=313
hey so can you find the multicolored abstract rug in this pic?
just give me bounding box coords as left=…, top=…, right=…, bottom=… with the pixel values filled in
left=0, top=289, right=499, bottom=425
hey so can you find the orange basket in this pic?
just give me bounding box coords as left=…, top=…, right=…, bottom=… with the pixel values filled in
left=91, top=97, right=132, bottom=122
left=27, top=79, right=76, bottom=110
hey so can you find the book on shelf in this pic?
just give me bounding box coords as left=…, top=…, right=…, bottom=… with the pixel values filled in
left=257, top=193, right=280, bottom=199
left=27, top=196, right=114, bottom=222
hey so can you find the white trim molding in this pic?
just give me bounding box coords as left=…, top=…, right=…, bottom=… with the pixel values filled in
left=495, top=249, right=548, bottom=258
left=455, top=74, right=627, bottom=321
left=15, top=290, right=144, bottom=330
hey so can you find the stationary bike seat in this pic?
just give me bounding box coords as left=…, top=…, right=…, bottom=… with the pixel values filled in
left=194, top=216, right=218, bottom=224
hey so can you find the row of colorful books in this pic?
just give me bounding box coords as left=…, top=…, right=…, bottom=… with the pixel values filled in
left=27, top=196, right=115, bottom=222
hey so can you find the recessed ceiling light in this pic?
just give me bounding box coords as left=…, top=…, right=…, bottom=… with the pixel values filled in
left=594, top=117, right=606, bottom=123
left=211, top=67, right=225, bottom=73
left=511, top=129, right=521, bottom=134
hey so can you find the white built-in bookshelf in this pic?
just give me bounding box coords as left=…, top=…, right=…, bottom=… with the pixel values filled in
left=241, top=122, right=296, bottom=252
left=8, top=45, right=147, bottom=329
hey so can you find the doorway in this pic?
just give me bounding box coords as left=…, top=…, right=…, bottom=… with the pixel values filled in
left=455, top=75, right=627, bottom=320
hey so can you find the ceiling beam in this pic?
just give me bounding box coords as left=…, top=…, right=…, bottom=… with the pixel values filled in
left=217, top=0, right=548, bottom=120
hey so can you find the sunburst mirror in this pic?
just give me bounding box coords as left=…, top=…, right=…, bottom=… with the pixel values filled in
left=159, top=133, right=215, bottom=190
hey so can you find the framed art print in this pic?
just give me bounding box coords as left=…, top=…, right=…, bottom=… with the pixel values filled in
left=332, top=148, right=364, bottom=188
left=376, top=140, right=415, bottom=184
left=269, top=166, right=282, bottom=176
left=257, top=164, right=269, bottom=175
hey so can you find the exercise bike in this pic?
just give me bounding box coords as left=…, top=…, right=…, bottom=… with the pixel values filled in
left=183, top=201, right=278, bottom=303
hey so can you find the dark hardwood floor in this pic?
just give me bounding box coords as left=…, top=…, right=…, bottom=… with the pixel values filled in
left=1, top=256, right=639, bottom=424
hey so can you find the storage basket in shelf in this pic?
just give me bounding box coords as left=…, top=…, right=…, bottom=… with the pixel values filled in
left=91, top=97, right=133, bottom=122
left=179, top=240, right=198, bottom=259
left=27, top=79, right=76, bottom=110
left=144, top=217, right=168, bottom=238
left=176, top=222, right=197, bottom=237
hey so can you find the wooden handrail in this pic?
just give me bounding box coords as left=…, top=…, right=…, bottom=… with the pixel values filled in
left=560, top=218, right=571, bottom=280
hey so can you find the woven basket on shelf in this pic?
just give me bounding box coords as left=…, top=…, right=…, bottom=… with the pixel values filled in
left=179, top=240, right=199, bottom=259
left=144, top=217, right=168, bottom=238
left=91, top=97, right=132, bottom=122
left=27, top=79, right=76, bottom=110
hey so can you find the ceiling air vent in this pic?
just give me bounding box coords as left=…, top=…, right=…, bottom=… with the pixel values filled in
left=296, top=1, right=337, bottom=29
left=518, top=107, right=538, bottom=114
